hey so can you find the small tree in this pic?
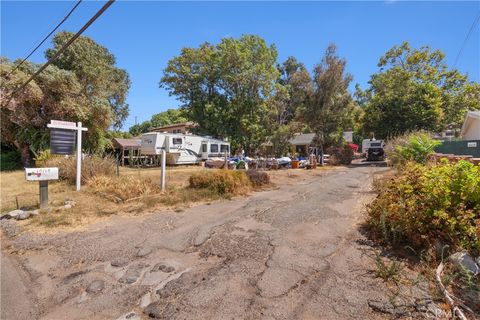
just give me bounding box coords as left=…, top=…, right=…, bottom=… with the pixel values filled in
left=303, top=44, right=356, bottom=153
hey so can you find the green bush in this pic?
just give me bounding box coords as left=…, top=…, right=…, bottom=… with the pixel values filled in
left=385, top=132, right=441, bottom=169
left=34, top=149, right=55, bottom=167
left=189, top=170, right=251, bottom=195
left=367, top=160, right=480, bottom=254
left=0, top=150, right=22, bottom=171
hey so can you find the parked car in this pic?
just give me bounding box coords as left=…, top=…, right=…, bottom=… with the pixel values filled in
left=365, top=140, right=385, bottom=161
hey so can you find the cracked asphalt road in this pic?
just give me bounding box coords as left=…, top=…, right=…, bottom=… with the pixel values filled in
left=1, top=165, right=392, bottom=320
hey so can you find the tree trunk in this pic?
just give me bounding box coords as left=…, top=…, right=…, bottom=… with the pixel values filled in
left=19, top=144, right=33, bottom=168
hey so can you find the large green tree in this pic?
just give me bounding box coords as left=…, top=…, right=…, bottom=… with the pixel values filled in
left=1, top=32, right=130, bottom=165
left=160, top=35, right=279, bottom=154
left=1, top=58, right=86, bottom=166
left=303, top=44, right=356, bottom=151
left=46, top=31, right=130, bottom=130
left=128, top=108, right=187, bottom=136
left=358, top=42, right=480, bottom=138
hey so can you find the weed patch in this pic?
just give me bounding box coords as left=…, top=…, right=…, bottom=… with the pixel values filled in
left=88, top=175, right=161, bottom=201
left=367, top=160, right=480, bottom=255
left=44, top=155, right=116, bottom=184
left=189, top=170, right=251, bottom=196
left=245, top=170, right=270, bottom=187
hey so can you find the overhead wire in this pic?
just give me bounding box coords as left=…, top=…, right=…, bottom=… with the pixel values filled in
left=454, top=11, right=480, bottom=68
left=6, top=0, right=83, bottom=77
left=5, top=0, right=115, bottom=104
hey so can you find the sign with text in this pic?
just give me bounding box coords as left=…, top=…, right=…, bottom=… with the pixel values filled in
left=25, top=167, right=59, bottom=181
left=50, top=128, right=76, bottom=155
left=50, top=120, right=76, bottom=128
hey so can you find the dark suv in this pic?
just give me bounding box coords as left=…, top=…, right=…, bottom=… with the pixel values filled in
left=366, top=142, right=385, bottom=161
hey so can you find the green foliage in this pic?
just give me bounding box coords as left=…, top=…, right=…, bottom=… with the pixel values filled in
left=367, top=160, right=480, bottom=254
left=385, top=132, right=441, bottom=168
left=161, top=35, right=279, bottom=153
left=129, top=121, right=152, bottom=137
left=106, top=130, right=133, bottom=139
left=374, top=254, right=404, bottom=284
left=1, top=32, right=130, bottom=165
left=302, top=44, right=357, bottom=149
left=128, top=109, right=187, bottom=136
left=358, top=42, right=480, bottom=138
left=150, top=108, right=188, bottom=128
left=0, top=149, right=22, bottom=171
left=46, top=31, right=130, bottom=130
left=268, top=123, right=296, bottom=157
left=189, top=170, right=251, bottom=195
left=33, top=149, right=54, bottom=167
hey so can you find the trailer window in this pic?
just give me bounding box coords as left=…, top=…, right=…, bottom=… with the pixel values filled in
left=220, top=144, right=229, bottom=153
left=202, top=144, right=207, bottom=152
left=210, top=144, right=219, bottom=152
left=172, top=138, right=182, bottom=145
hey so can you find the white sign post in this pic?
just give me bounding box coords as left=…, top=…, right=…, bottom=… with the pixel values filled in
left=47, top=120, right=88, bottom=191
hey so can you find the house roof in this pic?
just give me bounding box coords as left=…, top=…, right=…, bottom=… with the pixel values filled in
left=151, top=122, right=195, bottom=131
left=289, top=133, right=316, bottom=145
left=112, top=138, right=141, bottom=149
left=460, top=111, right=480, bottom=137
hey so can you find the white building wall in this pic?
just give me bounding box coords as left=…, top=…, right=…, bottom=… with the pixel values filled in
left=463, top=119, right=480, bottom=140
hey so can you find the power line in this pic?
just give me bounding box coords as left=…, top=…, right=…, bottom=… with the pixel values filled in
left=7, top=0, right=83, bottom=77
left=6, top=0, right=115, bottom=103
left=454, top=11, right=480, bottom=68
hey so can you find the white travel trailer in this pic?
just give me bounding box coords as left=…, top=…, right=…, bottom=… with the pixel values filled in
left=140, top=132, right=230, bottom=165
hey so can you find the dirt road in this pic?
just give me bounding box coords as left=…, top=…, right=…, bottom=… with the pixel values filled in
left=1, top=165, right=395, bottom=320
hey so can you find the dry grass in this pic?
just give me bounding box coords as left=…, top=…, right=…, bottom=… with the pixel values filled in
left=1, top=165, right=335, bottom=232
left=189, top=170, right=251, bottom=195
left=44, top=155, right=116, bottom=184
left=88, top=175, right=161, bottom=201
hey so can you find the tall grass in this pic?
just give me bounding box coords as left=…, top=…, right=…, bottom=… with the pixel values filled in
left=189, top=170, right=252, bottom=196
left=44, top=155, right=116, bottom=184
left=88, top=175, right=161, bottom=201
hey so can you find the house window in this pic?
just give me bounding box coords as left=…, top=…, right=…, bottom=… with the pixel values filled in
left=220, top=144, right=229, bottom=153
left=172, top=129, right=182, bottom=134
left=202, top=144, right=207, bottom=152
left=172, top=138, right=182, bottom=145
left=210, top=144, right=218, bottom=152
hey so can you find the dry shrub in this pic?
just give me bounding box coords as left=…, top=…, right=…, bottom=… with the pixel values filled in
left=189, top=170, right=251, bottom=196
left=326, top=145, right=354, bottom=165
left=88, top=175, right=161, bottom=201
left=245, top=170, right=270, bottom=187
left=45, top=155, right=116, bottom=184
left=367, top=160, right=480, bottom=255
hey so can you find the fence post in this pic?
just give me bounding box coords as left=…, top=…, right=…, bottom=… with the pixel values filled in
left=160, top=149, right=166, bottom=191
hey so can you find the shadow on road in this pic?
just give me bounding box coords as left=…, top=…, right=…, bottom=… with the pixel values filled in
left=348, top=159, right=388, bottom=168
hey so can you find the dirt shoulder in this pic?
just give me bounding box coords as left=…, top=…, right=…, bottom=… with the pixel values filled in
left=1, top=165, right=433, bottom=320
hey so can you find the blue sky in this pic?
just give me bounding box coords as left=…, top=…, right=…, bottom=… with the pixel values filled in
left=2, top=1, right=479, bottom=131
